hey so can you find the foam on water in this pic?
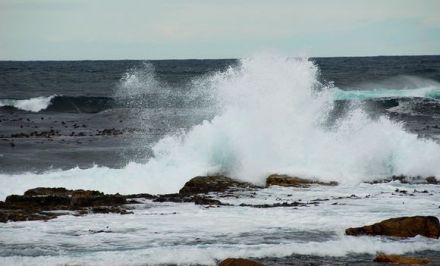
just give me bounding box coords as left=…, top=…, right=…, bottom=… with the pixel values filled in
left=1, top=55, right=440, bottom=198
left=1, top=183, right=439, bottom=265
left=0, top=95, right=56, bottom=112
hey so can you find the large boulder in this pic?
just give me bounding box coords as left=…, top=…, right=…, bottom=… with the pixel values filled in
left=266, top=174, right=338, bottom=187
left=179, top=175, right=257, bottom=195
left=345, top=216, right=440, bottom=239
left=219, top=258, right=263, bottom=266
left=374, top=253, right=432, bottom=264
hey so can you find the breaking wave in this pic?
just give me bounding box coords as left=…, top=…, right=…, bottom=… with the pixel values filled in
left=1, top=54, right=440, bottom=198
left=0, top=95, right=56, bottom=112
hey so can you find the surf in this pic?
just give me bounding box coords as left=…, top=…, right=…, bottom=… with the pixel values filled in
left=1, top=54, right=440, bottom=199
left=0, top=95, right=56, bottom=112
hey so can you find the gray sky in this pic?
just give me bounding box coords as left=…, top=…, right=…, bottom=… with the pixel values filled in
left=1, top=0, right=439, bottom=60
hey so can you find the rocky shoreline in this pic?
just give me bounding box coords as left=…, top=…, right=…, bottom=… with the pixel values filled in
left=1, top=174, right=439, bottom=265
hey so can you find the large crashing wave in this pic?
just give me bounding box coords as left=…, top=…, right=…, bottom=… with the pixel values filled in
left=1, top=55, right=440, bottom=198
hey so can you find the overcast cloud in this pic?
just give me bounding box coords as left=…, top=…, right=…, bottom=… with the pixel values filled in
left=1, top=0, right=439, bottom=60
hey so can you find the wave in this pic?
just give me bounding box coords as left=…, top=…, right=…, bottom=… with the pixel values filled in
left=0, top=96, right=116, bottom=113
left=2, top=55, right=440, bottom=197
left=333, top=75, right=440, bottom=100
left=334, top=86, right=440, bottom=100
left=0, top=95, right=56, bottom=112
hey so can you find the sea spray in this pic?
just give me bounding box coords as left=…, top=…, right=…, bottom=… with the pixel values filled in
left=1, top=55, right=440, bottom=198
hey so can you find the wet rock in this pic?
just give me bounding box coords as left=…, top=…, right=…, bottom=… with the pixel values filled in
left=154, top=193, right=223, bottom=206
left=0, top=187, right=129, bottom=223
left=11, top=130, right=60, bottom=139
left=24, top=187, right=74, bottom=197
left=96, top=128, right=124, bottom=136
left=426, top=176, right=438, bottom=184
left=179, top=175, right=258, bottom=195
left=345, top=216, right=440, bottom=239
left=0, top=209, right=57, bottom=223
left=266, top=174, right=338, bottom=187
left=123, top=193, right=157, bottom=200
left=5, top=194, right=71, bottom=209
left=219, top=258, right=264, bottom=266
left=374, top=253, right=432, bottom=264
left=238, top=201, right=307, bottom=208
left=368, top=175, right=439, bottom=185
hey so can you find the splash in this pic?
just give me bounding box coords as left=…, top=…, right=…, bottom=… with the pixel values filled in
left=1, top=55, right=440, bottom=198
left=0, top=95, right=56, bottom=112
left=147, top=55, right=440, bottom=184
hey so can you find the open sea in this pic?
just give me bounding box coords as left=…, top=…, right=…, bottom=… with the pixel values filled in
left=0, top=55, right=440, bottom=265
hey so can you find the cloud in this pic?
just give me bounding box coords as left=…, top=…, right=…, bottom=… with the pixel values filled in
left=1, top=0, right=439, bottom=59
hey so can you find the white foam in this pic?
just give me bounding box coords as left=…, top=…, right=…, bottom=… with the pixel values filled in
left=0, top=95, right=55, bottom=112
left=0, top=184, right=439, bottom=265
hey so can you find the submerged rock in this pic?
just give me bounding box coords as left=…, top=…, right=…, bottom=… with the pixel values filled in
left=266, top=174, right=338, bottom=187
left=219, top=258, right=264, bottom=266
left=179, top=175, right=258, bottom=195
left=0, top=187, right=129, bottom=223
left=154, top=193, right=223, bottom=206
left=374, top=253, right=432, bottom=264
left=345, top=216, right=440, bottom=239
left=368, top=175, right=439, bottom=184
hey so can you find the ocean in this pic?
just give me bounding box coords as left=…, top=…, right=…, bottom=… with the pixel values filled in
left=0, top=55, right=440, bottom=265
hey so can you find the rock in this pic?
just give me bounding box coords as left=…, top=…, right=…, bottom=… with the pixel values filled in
left=71, top=194, right=126, bottom=207
left=24, top=187, right=71, bottom=197
left=368, top=175, right=439, bottom=185
left=0, top=209, right=57, bottom=223
left=345, top=216, right=440, bottom=239
left=5, top=194, right=71, bottom=211
left=426, top=176, right=438, bottom=184
left=154, top=193, right=223, bottom=206
left=266, top=174, right=338, bottom=187
left=123, top=193, right=157, bottom=200
left=179, top=175, right=257, bottom=195
left=0, top=187, right=130, bottom=223
left=219, top=258, right=264, bottom=266
left=374, top=253, right=432, bottom=264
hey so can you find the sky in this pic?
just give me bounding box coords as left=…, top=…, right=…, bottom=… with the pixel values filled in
left=1, top=0, right=440, bottom=60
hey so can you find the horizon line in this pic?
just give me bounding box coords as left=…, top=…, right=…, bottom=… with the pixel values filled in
left=1, top=54, right=439, bottom=62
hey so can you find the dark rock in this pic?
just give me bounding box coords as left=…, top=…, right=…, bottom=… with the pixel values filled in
left=123, top=193, right=157, bottom=200
left=5, top=194, right=71, bottom=209
left=426, top=176, right=438, bottom=184
left=24, top=187, right=72, bottom=197
left=345, top=216, right=440, bottom=239
left=179, top=175, right=257, bottom=195
left=238, top=201, right=307, bottom=208
left=368, top=175, right=439, bottom=185
left=374, top=253, right=432, bottom=264
left=154, top=193, right=223, bottom=206
left=0, top=187, right=130, bottom=223
left=266, top=174, right=338, bottom=187
left=0, top=209, right=57, bottom=223
left=219, top=258, right=264, bottom=266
